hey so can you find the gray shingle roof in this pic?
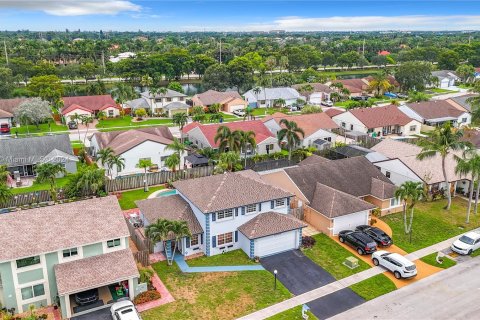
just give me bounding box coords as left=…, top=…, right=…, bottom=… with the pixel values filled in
left=164, top=101, right=190, bottom=110
left=173, top=170, right=293, bottom=213
left=0, top=98, right=30, bottom=114
left=0, top=134, right=75, bottom=167
left=54, top=249, right=139, bottom=296
left=449, top=94, right=478, bottom=112
left=406, top=100, right=466, bottom=120
left=238, top=211, right=306, bottom=239
left=136, top=194, right=204, bottom=236
left=246, top=87, right=301, bottom=100
left=0, top=196, right=129, bottom=262
left=141, top=89, right=186, bottom=99
left=298, top=154, right=331, bottom=167
left=125, top=97, right=150, bottom=109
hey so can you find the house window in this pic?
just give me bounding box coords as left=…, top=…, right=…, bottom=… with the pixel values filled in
left=16, top=256, right=40, bottom=269
left=191, top=234, right=199, bottom=246
left=462, top=117, right=468, bottom=123
left=409, top=125, right=417, bottom=132
left=217, top=209, right=234, bottom=220
left=324, top=137, right=332, bottom=142
left=107, top=238, right=121, bottom=248
left=62, top=248, right=78, bottom=258
left=108, top=110, right=114, bottom=117
left=275, top=199, right=286, bottom=208
left=246, top=204, right=257, bottom=214
left=350, top=124, right=354, bottom=130
left=217, top=232, right=233, bottom=246
left=21, top=284, right=45, bottom=300
left=390, top=197, right=400, bottom=207
left=167, top=98, right=172, bottom=102
left=385, top=171, right=391, bottom=178
left=341, top=122, right=346, bottom=128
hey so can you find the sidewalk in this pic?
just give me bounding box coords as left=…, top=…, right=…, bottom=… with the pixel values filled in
left=174, top=254, right=265, bottom=273
left=238, top=231, right=467, bottom=320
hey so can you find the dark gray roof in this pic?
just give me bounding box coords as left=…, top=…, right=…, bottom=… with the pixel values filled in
left=313, top=139, right=330, bottom=146
left=185, top=153, right=209, bottom=165
left=238, top=211, right=306, bottom=239
left=125, top=97, right=150, bottom=109
left=298, top=154, right=331, bottom=167
left=285, top=157, right=395, bottom=200
left=334, top=145, right=371, bottom=158
left=449, top=94, right=478, bottom=112
left=0, top=134, right=75, bottom=167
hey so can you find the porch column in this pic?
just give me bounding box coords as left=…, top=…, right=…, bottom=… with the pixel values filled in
left=64, top=294, right=71, bottom=319
left=128, top=278, right=134, bottom=300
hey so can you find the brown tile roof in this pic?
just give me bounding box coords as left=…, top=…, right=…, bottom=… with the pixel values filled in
left=349, top=105, right=417, bottom=128
left=370, top=177, right=397, bottom=200
left=173, top=170, right=293, bottom=213
left=406, top=100, right=467, bottom=120
left=61, top=95, right=117, bottom=114
left=310, top=183, right=376, bottom=218
left=0, top=98, right=31, bottom=114
left=92, top=127, right=174, bottom=155
left=0, top=109, right=13, bottom=118
left=193, top=90, right=243, bottom=106
left=262, top=112, right=338, bottom=137
left=371, top=138, right=421, bottom=158
left=0, top=196, right=129, bottom=262
left=238, top=211, right=306, bottom=239
left=324, top=108, right=345, bottom=118
left=136, top=194, right=203, bottom=236
left=285, top=157, right=395, bottom=200
left=462, top=129, right=480, bottom=148
left=364, top=75, right=399, bottom=87
left=332, top=79, right=368, bottom=93
left=298, top=154, right=331, bottom=166
left=54, top=249, right=139, bottom=296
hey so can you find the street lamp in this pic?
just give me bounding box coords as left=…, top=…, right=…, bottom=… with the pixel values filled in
left=274, top=269, right=278, bottom=290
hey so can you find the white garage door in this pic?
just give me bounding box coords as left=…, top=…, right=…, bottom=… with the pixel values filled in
left=255, top=230, right=297, bottom=257
left=332, top=211, right=369, bottom=235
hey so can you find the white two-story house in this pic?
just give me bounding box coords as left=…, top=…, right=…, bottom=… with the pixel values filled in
left=136, top=170, right=306, bottom=259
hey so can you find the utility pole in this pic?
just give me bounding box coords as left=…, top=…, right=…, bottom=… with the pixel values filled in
left=362, top=39, right=365, bottom=55
left=101, top=51, right=106, bottom=75
left=3, top=39, right=8, bottom=65
left=219, top=39, right=222, bottom=64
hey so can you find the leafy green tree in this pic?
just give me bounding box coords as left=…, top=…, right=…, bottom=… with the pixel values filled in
left=456, top=64, right=475, bottom=82
left=26, top=75, right=64, bottom=106
left=8, top=57, right=34, bottom=81
left=167, top=81, right=184, bottom=93
left=395, top=61, right=432, bottom=91
left=0, top=165, right=10, bottom=185
left=203, top=64, right=230, bottom=91
left=136, top=158, right=153, bottom=192
left=0, top=184, right=13, bottom=206
left=227, top=56, right=254, bottom=93
left=165, top=153, right=180, bottom=172
left=135, top=108, right=147, bottom=120
left=75, top=167, right=105, bottom=196
left=216, top=151, right=241, bottom=173
left=35, top=163, right=67, bottom=202
left=193, top=54, right=216, bottom=78
left=367, top=73, right=392, bottom=96
left=32, top=61, right=57, bottom=76
left=79, top=61, right=98, bottom=81
left=394, top=181, right=423, bottom=239
left=438, top=49, right=461, bottom=70
left=14, top=97, right=52, bottom=130
left=112, top=83, right=138, bottom=106
left=172, top=112, right=188, bottom=131
left=337, top=51, right=361, bottom=69
left=0, top=67, right=16, bottom=98
left=301, top=105, right=323, bottom=114
left=408, top=91, right=430, bottom=103
left=277, top=119, right=305, bottom=160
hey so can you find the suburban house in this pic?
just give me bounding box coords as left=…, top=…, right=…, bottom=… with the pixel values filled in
left=447, top=94, right=478, bottom=113
left=262, top=112, right=339, bottom=148
left=244, top=87, right=303, bottom=108
left=90, top=127, right=183, bottom=175
left=191, top=90, right=247, bottom=113
left=0, top=98, right=31, bottom=126
left=475, top=67, right=480, bottom=79
left=127, top=89, right=189, bottom=117
left=399, top=100, right=471, bottom=127
left=0, top=109, right=14, bottom=127
left=329, top=79, right=369, bottom=97
left=370, top=139, right=471, bottom=195
left=61, top=95, right=119, bottom=123
left=431, top=70, right=460, bottom=89
left=462, top=128, right=480, bottom=149
left=324, top=108, right=345, bottom=119
left=182, top=120, right=281, bottom=155
left=0, top=135, right=77, bottom=179
left=291, top=83, right=333, bottom=105
left=332, top=105, right=422, bottom=137
left=260, top=155, right=401, bottom=235
left=136, top=170, right=305, bottom=259
left=0, top=196, right=140, bottom=319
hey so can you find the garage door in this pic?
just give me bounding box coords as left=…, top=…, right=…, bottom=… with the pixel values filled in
left=255, top=231, right=297, bottom=257
left=332, top=212, right=368, bottom=235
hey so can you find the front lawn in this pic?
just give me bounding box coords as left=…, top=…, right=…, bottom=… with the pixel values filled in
left=430, top=88, right=456, bottom=94
left=302, top=234, right=370, bottom=279
left=188, top=250, right=258, bottom=267
left=96, top=116, right=172, bottom=129
left=348, top=274, right=396, bottom=301
left=420, top=252, right=457, bottom=269
left=12, top=122, right=68, bottom=135
left=382, top=198, right=479, bottom=252
left=11, top=176, right=70, bottom=195
left=117, top=185, right=165, bottom=210
left=267, top=306, right=318, bottom=320
left=142, top=262, right=292, bottom=320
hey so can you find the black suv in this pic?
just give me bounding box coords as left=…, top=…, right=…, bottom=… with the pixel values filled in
left=338, top=230, right=377, bottom=255
left=356, top=225, right=393, bottom=247
left=351, top=96, right=369, bottom=101
left=74, top=288, right=99, bottom=305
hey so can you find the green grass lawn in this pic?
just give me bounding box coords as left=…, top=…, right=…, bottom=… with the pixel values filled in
left=420, top=252, right=457, bottom=269
left=96, top=116, right=173, bottom=129
left=267, top=306, right=318, bottom=320
left=349, top=274, right=397, bottom=301
left=11, top=122, right=68, bottom=136
left=142, top=261, right=292, bottom=320
left=430, top=88, right=456, bottom=94
left=11, top=176, right=70, bottom=195
left=187, top=250, right=258, bottom=267
left=382, top=198, right=478, bottom=253
left=117, top=185, right=165, bottom=210
left=302, top=234, right=371, bottom=279
left=70, top=140, right=84, bottom=149
left=219, top=112, right=237, bottom=119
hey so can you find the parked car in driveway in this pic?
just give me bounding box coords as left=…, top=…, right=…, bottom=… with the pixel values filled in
left=355, top=225, right=393, bottom=247
left=396, top=93, right=408, bottom=99
left=451, top=232, right=480, bottom=255
left=110, top=300, right=142, bottom=320
left=338, top=230, right=377, bottom=255
left=0, top=123, right=10, bottom=134
left=233, top=109, right=246, bottom=117
left=68, top=121, right=78, bottom=130
left=321, top=100, right=333, bottom=107
left=372, top=251, right=417, bottom=279
left=75, top=288, right=99, bottom=305
left=384, top=92, right=398, bottom=98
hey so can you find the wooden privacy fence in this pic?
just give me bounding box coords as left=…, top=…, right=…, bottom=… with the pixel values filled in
left=133, top=250, right=150, bottom=267
left=105, top=166, right=214, bottom=192
left=1, top=190, right=51, bottom=209
left=290, top=206, right=304, bottom=220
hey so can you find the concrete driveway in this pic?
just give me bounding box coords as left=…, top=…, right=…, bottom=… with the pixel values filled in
left=71, top=308, right=111, bottom=320
left=261, top=250, right=364, bottom=319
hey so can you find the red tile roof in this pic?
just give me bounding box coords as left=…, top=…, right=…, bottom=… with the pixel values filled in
left=378, top=50, right=391, bottom=56
left=349, top=105, right=416, bottom=128
left=61, top=104, right=93, bottom=115
left=183, top=120, right=274, bottom=147
left=324, top=108, right=345, bottom=118
left=61, top=95, right=118, bottom=115
left=262, top=112, right=338, bottom=137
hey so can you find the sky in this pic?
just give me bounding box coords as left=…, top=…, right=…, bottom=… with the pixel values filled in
left=2, top=1, right=480, bottom=32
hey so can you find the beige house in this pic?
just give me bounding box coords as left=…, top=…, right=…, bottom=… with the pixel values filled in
left=61, top=95, right=119, bottom=123
left=191, top=90, right=247, bottom=113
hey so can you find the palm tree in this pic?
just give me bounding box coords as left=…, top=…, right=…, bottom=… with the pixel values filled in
left=165, top=153, right=180, bottom=172
left=35, top=163, right=67, bottom=202
left=70, top=113, right=82, bottom=141
left=253, top=87, right=262, bottom=107
left=467, top=83, right=480, bottom=123
left=0, top=184, right=13, bottom=207
left=79, top=115, right=93, bottom=145
left=109, top=155, right=125, bottom=177
left=137, top=158, right=153, bottom=192
left=455, top=147, right=480, bottom=220
left=237, top=130, right=257, bottom=167
left=97, top=147, right=114, bottom=176
left=417, top=122, right=468, bottom=210
left=112, top=83, right=137, bottom=108
left=172, top=112, right=188, bottom=131
left=216, top=151, right=241, bottom=173
left=277, top=119, right=305, bottom=161
left=170, top=220, right=191, bottom=263
left=368, top=73, right=392, bottom=97
left=145, top=219, right=173, bottom=264
left=214, top=126, right=241, bottom=152
left=76, top=168, right=105, bottom=196
left=140, top=74, right=153, bottom=91
left=395, top=181, right=423, bottom=240
left=166, top=138, right=186, bottom=171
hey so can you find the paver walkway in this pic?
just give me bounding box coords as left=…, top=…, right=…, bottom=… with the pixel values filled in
left=136, top=273, right=175, bottom=312
left=238, top=231, right=469, bottom=320
left=174, top=254, right=264, bottom=273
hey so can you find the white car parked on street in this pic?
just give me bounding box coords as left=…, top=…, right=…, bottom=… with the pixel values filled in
left=372, top=251, right=417, bottom=279
left=451, top=231, right=480, bottom=255
left=111, top=300, right=142, bottom=320
left=233, top=109, right=246, bottom=117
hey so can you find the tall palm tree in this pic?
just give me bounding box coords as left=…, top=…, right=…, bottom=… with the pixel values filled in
left=253, top=87, right=262, bottom=107
left=166, top=138, right=186, bottom=171
left=76, top=168, right=105, bottom=196
left=170, top=220, right=191, bottom=263
left=136, top=158, right=153, bottom=192
left=455, top=147, right=480, bottom=220
left=236, top=130, right=257, bottom=167
left=395, top=181, right=423, bottom=240
left=368, top=73, right=392, bottom=97
left=140, top=74, right=153, bottom=91
left=0, top=184, right=13, bottom=207
left=112, top=83, right=138, bottom=108
left=35, top=163, right=67, bottom=202
left=109, top=155, right=126, bottom=177
left=277, top=119, right=305, bottom=161
left=165, top=153, right=180, bottom=172
left=467, top=82, right=480, bottom=124
left=145, top=219, right=173, bottom=264
left=79, top=115, right=93, bottom=145
left=172, top=112, right=188, bottom=131
left=97, top=147, right=114, bottom=176
left=214, top=126, right=241, bottom=152
left=417, top=122, right=468, bottom=210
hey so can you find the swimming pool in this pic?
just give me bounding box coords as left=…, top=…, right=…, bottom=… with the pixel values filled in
left=156, top=189, right=177, bottom=197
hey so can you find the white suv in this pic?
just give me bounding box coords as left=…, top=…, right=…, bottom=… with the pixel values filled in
left=111, top=300, right=142, bottom=320
left=372, top=251, right=417, bottom=279
left=451, top=231, right=480, bottom=255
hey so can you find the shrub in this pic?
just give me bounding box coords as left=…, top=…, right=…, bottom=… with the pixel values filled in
left=301, top=105, right=323, bottom=114
left=302, top=236, right=316, bottom=249
left=133, top=290, right=161, bottom=304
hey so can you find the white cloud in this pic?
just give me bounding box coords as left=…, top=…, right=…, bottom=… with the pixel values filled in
left=0, top=0, right=141, bottom=16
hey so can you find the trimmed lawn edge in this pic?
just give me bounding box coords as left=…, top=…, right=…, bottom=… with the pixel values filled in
left=420, top=252, right=457, bottom=269
left=349, top=274, right=397, bottom=301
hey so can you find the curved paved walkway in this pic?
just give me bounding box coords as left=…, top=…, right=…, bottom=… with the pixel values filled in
left=174, top=255, right=264, bottom=273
